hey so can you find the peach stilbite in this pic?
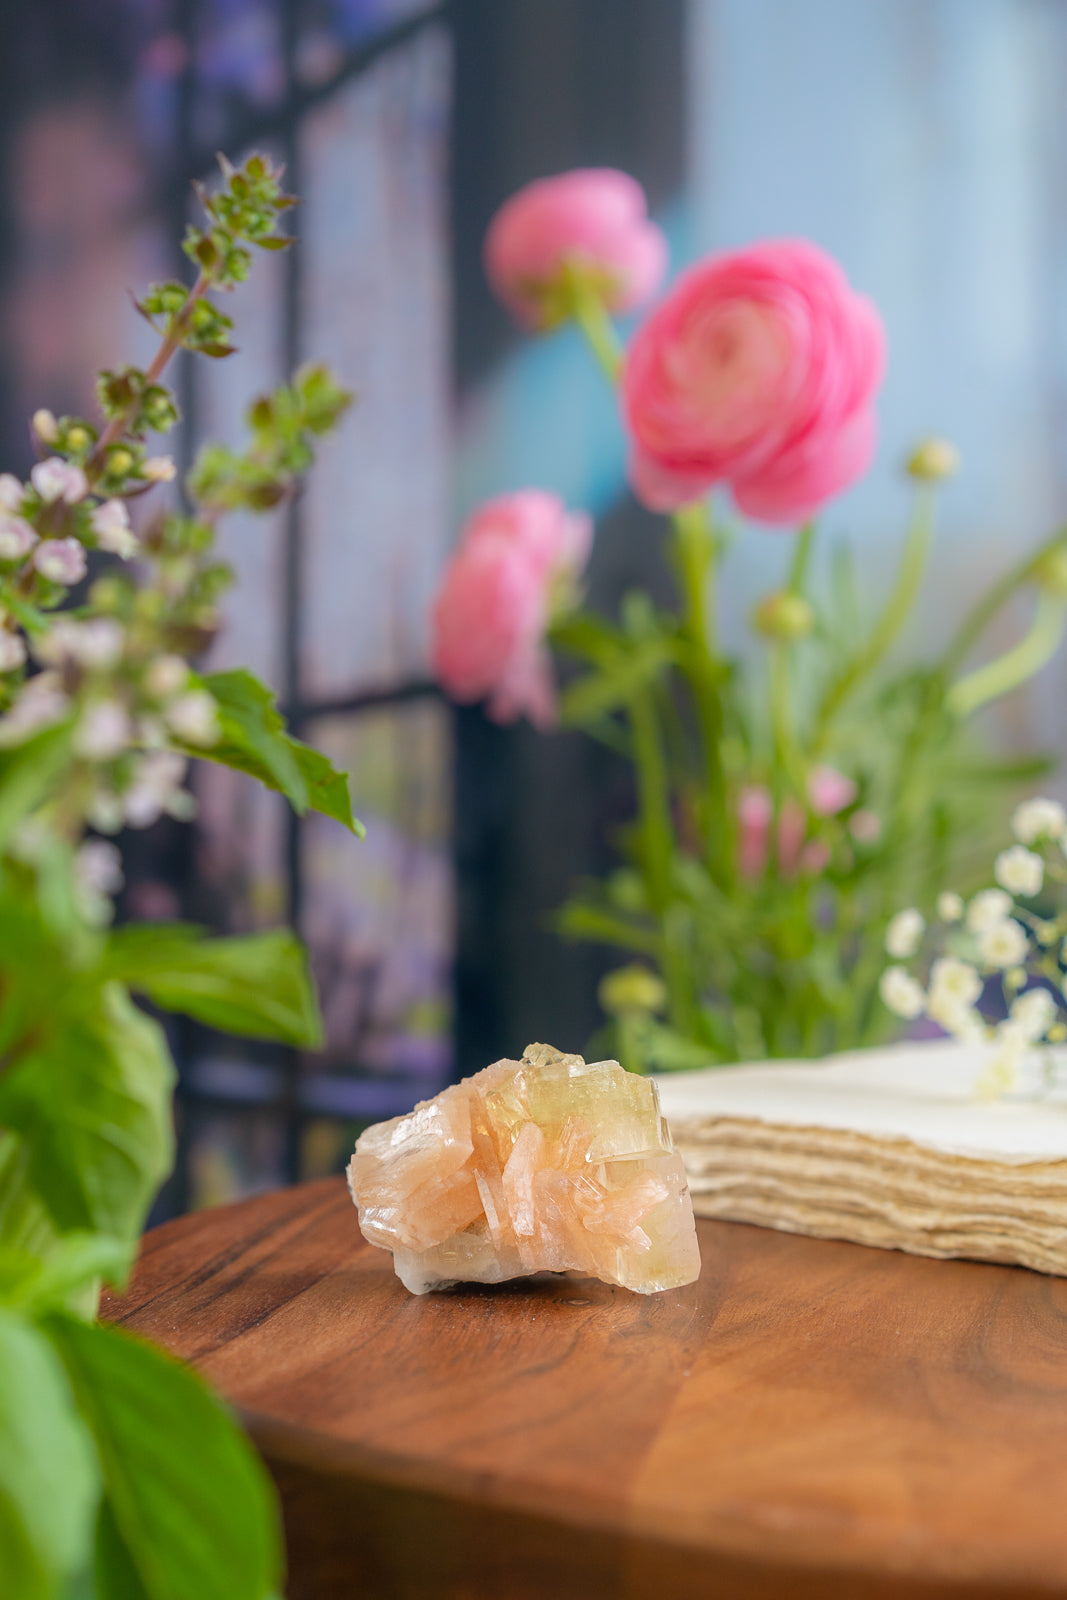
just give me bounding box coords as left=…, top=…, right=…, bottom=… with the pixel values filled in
left=347, top=1042, right=701, bottom=1295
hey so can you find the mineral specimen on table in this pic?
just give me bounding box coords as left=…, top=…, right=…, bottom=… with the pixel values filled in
left=347, top=1043, right=701, bottom=1295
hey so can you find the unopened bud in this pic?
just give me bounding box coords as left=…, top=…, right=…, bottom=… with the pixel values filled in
left=1034, top=545, right=1067, bottom=597
left=598, top=963, right=668, bottom=1017
left=32, top=409, right=58, bottom=444
left=906, top=438, right=960, bottom=483
left=65, top=425, right=91, bottom=454
left=751, top=590, right=814, bottom=642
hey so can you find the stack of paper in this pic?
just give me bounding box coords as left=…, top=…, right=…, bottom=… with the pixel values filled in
left=654, top=1039, right=1067, bottom=1274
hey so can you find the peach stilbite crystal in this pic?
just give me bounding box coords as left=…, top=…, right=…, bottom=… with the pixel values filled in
left=347, top=1043, right=701, bottom=1295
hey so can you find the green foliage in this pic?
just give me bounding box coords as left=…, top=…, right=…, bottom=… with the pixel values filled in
left=194, top=669, right=364, bottom=835
left=48, top=1317, right=283, bottom=1600
left=0, top=149, right=360, bottom=1599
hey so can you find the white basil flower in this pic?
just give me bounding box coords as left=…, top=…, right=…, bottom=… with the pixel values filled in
left=90, top=498, right=139, bottom=559
left=0, top=474, right=25, bottom=512
left=0, top=516, right=37, bottom=559
left=31, top=457, right=87, bottom=504
left=33, top=537, right=87, bottom=585
left=0, top=632, right=26, bottom=673
left=143, top=654, right=189, bottom=700
left=165, top=689, right=220, bottom=747
left=73, top=700, right=132, bottom=762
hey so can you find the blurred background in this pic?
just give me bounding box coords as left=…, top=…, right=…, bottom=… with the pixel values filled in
left=2, top=0, right=1066, bottom=1214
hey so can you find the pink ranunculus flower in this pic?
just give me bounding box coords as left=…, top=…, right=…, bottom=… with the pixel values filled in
left=621, top=239, right=886, bottom=524
left=432, top=491, right=592, bottom=728
left=484, top=169, right=668, bottom=330
left=808, top=764, right=857, bottom=816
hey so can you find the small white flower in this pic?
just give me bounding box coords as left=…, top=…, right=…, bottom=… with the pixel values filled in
left=0, top=632, right=26, bottom=673
left=995, top=844, right=1043, bottom=898
left=142, top=456, right=176, bottom=484
left=35, top=617, right=124, bottom=671
left=977, top=917, right=1029, bottom=970
left=937, top=891, right=964, bottom=923
left=74, top=700, right=132, bottom=762
left=123, top=750, right=188, bottom=828
left=33, top=537, right=87, bottom=585
left=0, top=474, right=25, bottom=512
left=165, top=689, right=220, bottom=747
left=1007, top=986, right=1057, bottom=1043
left=1011, top=796, right=1067, bottom=846
left=979, top=1026, right=1029, bottom=1099
left=879, top=966, right=925, bottom=1020
left=0, top=516, right=36, bottom=560
left=32, top=409, right=58, bottom=444
left=928, top=956, right=983, bottom=1010
left=143, top=654, right=189, bottom=700
left=966, top=888, right=1013, bottom=933
left=90, top=498, right=138, bottom=559
left=31, top=457, right=87, bottom=504
left=0, top=672, right=70, bottom=745
left=75, top=838, right=124, bottom=897
left=86, top=791, right=124, bottom=835
left=885, top=908, right=924, bottom=960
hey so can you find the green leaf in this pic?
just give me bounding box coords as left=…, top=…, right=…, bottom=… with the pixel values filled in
left=0, top=721, right=73, bottom=851
left=103, top=925, right=323, bottom=1047
left=191, top=670, right=363, bottom=836
left=0, top=1307, right=99, bottom=1600
left=559, top=639, right=675, bottom=727
left=0, top=985, right=175, bottom=1243
left=47, top=1317, right=282, bottom=1600
left=0, top=1233, right=133, bottom=1313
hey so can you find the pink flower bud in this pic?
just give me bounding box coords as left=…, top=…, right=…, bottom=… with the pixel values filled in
left=34, top=538, right=87, bottom=585
left=432, top=491, right=592, bottom=727
left=737, top=785, right=772, bottom=879
left=485, top=169, right=667, bottom=329
left=777, top=797, right=806, bottom=875
left=849, top=808, right=881, bottom=844
left=0, top=516, right=37, bottom=560
left=808, top=764, right=857, bottom=816
left=31, top=457, right=88, bottom=504
left=622, top=239, right=885, bottom=522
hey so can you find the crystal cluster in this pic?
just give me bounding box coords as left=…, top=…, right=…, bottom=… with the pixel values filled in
left=347, top=1043, right=701, bottom=1295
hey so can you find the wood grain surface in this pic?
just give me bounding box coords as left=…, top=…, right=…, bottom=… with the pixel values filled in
left=103, top=1176, right=1067, bottom=1600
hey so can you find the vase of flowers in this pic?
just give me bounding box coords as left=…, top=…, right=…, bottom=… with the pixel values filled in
left=433, top=167, right=1067, bottom=1073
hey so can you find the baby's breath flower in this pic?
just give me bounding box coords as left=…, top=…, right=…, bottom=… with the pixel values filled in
left=879, top=966, right=925, bottom=1019
left=1011, top=796, right=1067, bottom=846
left=977, top=917, right=1029, bottom=971
left=966, top=888, right=1013, bottom=934
left=90, top=499, right=138, bottom=559
left=1007, top=986, right=1057, bottom=1043
left=33, top=538, right=87, bottom=585
left=0, top=474, right=24, bottom=512
left=995, top=844, right=1043, bottom=898
left=31, top=457, right=87, bottom=504
left=885, top=907, right=924, bottom=959
left=73, top=700, right=132, bottom=761
left=0, top=516, right=37, bottom=560
left=937, top=890, right=964, bottom=923
left=929, top=956, right=983, bottom=1010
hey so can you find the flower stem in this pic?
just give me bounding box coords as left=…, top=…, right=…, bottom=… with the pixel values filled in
left=787, top=520, right=815, bottom=594
left=628, top=689, right=692, bottom=1028
left=946, top=589, right=1067, bottom=719
left=939, top=525, right=1067, bottom=677
left=813, top=483, right=935, bottom=750
left=562, top=265, right=624, bottom=382
left=671, top=502, right=728, bottom=881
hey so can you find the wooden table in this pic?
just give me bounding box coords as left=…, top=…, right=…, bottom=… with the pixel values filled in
left=103, top=1176, right=1067, bottom=1600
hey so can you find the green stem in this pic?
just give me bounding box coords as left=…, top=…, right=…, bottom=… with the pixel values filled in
left=813, top=484, right=935, bottom=750
left=564, top=268, right=624, bottom=382
left=946, top=590, right=1067, bottom=719
left=628, top=690, right=691, bottom=1028
left=769, top=643, right=804, bottom=794
left=940, top=525, right=1067, bottom=677
left=671, top=503, right=728, bottom=881
left=787, top=521, right=815, bottom=594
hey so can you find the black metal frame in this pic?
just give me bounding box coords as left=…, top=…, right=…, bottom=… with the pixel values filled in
left=163, top=0, right=451, bottom=1204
